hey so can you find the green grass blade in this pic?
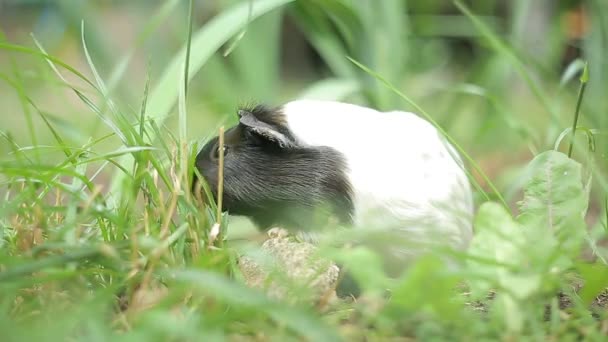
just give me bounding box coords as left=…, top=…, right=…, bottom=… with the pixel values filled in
left=0, top=243, right=126, bottom=282
left=348, top=57, right=507, bottom=208
left=290, top=1, right=356, bottom=78
left=227, top=7, right=283, bottom=102
left=297, top=78, right=360, bottom=101
left=179, top=0, right=195, bottom=143
left=8, top=58, right=39, bottom=162
left=139, top=62, right=151, bottom=140
left=0, top=74, right=71, bottom=159
left=144, top=0, right=294, bottom=124
left=106, top=0, right=180, bottom=93
left=453, top=0, right=562, bottom=136
left=110, top=0, right=295, bottom=197
left=183, top=0, right=194, bottom=99
left=0, top=42, right=99, bottom=91
left=80, top=22, right=109, bottom=97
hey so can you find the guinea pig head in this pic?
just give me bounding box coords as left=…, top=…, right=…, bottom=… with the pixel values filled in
left=193, top=105, right=353, bottom=230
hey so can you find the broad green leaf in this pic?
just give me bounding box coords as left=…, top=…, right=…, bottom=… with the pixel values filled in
left=576, top=262, right=608, bottom=307
left=492, top=293, right=524, bottom=334
left=467, top=202, right=540, bottom=300
left=389, top=255, right=462, bottom=322
left=467, top=202, right=540, bottom=333
left=517, top=150, right=589, bottom=257
left=330, top=245, right=388, bottom=295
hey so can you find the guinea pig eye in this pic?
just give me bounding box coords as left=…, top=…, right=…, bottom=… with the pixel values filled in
left=211, top=144, right=228, bottom=160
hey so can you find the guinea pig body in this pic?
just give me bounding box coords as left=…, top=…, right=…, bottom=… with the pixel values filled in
left=195, top=99, right=474, bottom=272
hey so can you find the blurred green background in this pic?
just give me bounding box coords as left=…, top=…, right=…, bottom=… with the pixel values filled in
left=0, top=0, right=606, bottom=210
left=1, top=1, right=608, bottom=340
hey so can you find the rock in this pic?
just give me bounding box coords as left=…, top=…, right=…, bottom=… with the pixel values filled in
left=238, top=228, right=340, bottom=305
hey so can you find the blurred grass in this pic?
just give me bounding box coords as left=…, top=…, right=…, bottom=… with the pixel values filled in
left=1, top=0, right=608, bottom=340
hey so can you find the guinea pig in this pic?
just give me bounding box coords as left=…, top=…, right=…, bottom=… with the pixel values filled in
left=194, top=99, right=474, bottom=278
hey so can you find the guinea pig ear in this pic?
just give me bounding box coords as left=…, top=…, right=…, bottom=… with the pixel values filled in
left=238, top=110, right=294, bottom=148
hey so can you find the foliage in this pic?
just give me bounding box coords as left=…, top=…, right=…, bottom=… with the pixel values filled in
left=1, top=0, right=607, bottom=340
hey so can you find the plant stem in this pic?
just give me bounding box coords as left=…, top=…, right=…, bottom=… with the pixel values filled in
left=604, top=195, right=608, bottom=233
left=568, top=62, right=589, bottom=158
left=216, top=126, right=225, bottom=224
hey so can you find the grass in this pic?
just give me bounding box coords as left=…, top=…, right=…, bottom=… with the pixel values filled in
left=1, top=0, right=608, bottom=340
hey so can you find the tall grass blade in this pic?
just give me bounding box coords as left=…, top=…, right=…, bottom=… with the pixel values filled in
left=0, top=74, right=77, bottom=159
left=222, top=0, right=253, bottom=57
left=453, top=0, right=562, bottom=135
left=106, top=0, right=180, bottom=93
left=9, top=58, right=39, bottom=162
left=30, top=35, right=127, bottom=144
left=183, top=0, right=194, bottom=100
left=140, top=62, right=151, bottom=139
left=290, top=1, right=356, bottom=78
left=0, top=42, right=99, bottom=90
left=568, top=62, right=589, bottom=158
left=297, top=78, right=359, bottom=101
left=348, top=56, right=507, bottom=208
left=110, top=0, right=295, bottom=197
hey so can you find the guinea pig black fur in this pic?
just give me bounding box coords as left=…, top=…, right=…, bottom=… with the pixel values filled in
left=194, top=99, right=474, bottom=275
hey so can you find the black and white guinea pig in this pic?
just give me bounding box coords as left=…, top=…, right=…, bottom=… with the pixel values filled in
left=194, top=99, right=474, bottom=272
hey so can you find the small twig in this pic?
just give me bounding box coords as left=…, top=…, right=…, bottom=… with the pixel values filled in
left=568, top=62, right=589, bottom=158
left=160, top=145, right=180, bottom=240
left=216, top=126, right=225, bottom=223
left=209, top=127, right=225, bottom=248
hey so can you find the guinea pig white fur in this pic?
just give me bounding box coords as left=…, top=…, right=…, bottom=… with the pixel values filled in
left=195, top=99, right=474, bottom=275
